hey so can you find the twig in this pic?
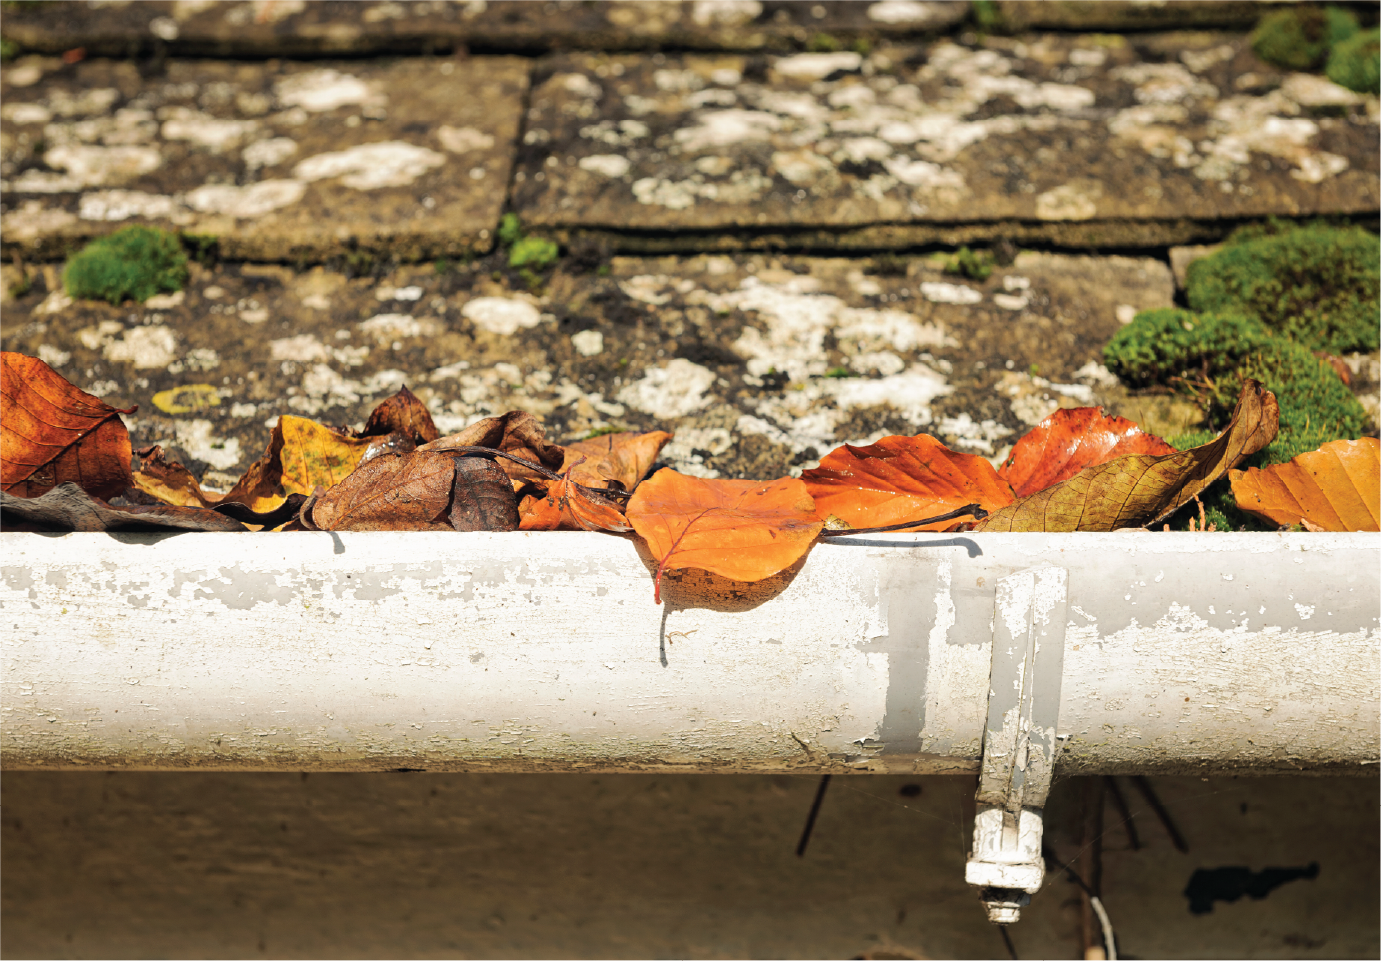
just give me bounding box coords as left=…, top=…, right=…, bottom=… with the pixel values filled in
left=817, top=503, right=988, bottom=537
left=795, top=774, right=832, bottom=857
left=1131, top=776, right=1188, bottom=852
left=1104, top=776, right=1140, bottom=851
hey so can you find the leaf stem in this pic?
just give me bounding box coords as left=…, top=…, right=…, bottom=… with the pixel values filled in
left=817, top=503, right=988, bottom=537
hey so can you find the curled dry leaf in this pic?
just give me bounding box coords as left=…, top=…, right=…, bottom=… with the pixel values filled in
left=562, top=430, right=673, bottom=491
left=518, top=460, right=632, bottom=532
left=305, top=451, right=518, bottom=532
left=1230, top=436, right=1379, bottom=531
left=802, top=434, right=1014, bottom=532
left=131, top=444, right=218, bottom=508
left=358, top=385, right=439, bottom=445
left=1000, top=408, right=1176, bottom=498
left=978, top=380, right=1279, bottom=532
left=422, top=410, right=564, bottom=485
left=1, top=483, right=247, bottom=533
left=626, top=470, right=823, bottom=602
left=223, top=415, right=373, bottom=514
left=1, top=351, right=135, bottom=501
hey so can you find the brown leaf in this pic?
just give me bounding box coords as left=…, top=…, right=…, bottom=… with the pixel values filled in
left=223, top=415, right=373, bottom=514
left=1, top=351, right=134, bottom=500
left=1230, top=437, right=1379, bottom=531
left=359, top=385, right=439, bottom=444
left=802, top=434, right=1014, bottom=532
left=306, top=451, right=517, bottom=532
left=626, top=470, right=823, bottom=603
left=131, top=444, right=219, bottom=508
left=421, top=410, right=564, bottom=484
left=562, top=430, right=673, bottom=491
left=978, top=380, right=1279, bottom=532
left=1000, top=408, right=1177, bottom=498
left=1, top=483, right=247, bottom=532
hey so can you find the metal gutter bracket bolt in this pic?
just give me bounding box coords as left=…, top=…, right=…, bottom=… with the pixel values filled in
left=966, top=567, right=1068, bottom=925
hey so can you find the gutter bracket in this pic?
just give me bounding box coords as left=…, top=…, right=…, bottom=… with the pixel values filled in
left=966, top=566, right=1068, bottom=924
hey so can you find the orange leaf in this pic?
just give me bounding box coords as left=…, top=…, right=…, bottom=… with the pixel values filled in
left=626, top=470, right=823, bottom=602
left=801, top=434, right=1014, bottom=532
left=519, top=490, right=565, bottom=531
left=1230, top=437, right=1379, bottom=531
left=517, top=458, right=632, bottom=532
left=562, top=430, right=673, bottom=491
left=1000, top=408, right=1176, bottom=498
left=0, top=351, right=134, bottom=500
left=978, top=380, right=1278, bottom=532
left=223, top=415, right=372, bottom=514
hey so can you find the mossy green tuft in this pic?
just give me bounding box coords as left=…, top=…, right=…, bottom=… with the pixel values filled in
left=1104, top=308, right=1368, bottom=467
left=509, top=235, right=560, bottom=271
left=1251, top=5, right=1358, bottom=71
left=1327, top=26, right=1380, bottom=94
left=1184, top=222, right=1379, bottom=356
left=63, top=226, right=189, bottom=305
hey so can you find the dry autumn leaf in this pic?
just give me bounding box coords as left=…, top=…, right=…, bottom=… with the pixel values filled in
left=1, top=483, right=248, bottom=533
left=358, top=384, right=440, bottom=445
left=1000, top=408, right=1176, bottom=498
left=801, top=434, right=1013, bottom=532
left=304, top=452, right=518, bottom=532
left=131, top=444, right=219, bottom=508
left=222, top=414, right=373, bottom=514
left=626, top=470, right=823, bottom=602
left=422, top=410, right=564, bottom=485
left=1, top=351, right=135, bottom=501
left=517, top=459, right=632, bottom=532
left=1230, top=437, right=1379, bottom=531
left=562, top=430, right=673, bottom=491
left=977, top=380, right=1279, bottom=532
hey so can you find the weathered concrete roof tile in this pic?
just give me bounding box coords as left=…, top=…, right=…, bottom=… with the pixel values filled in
left=995, top=1, right=1267, bottom=32
left=1, top=56, right=528, bottom=260
left=0, top=251, right=1184, bottom=483
left=513, top=35, right=1379, bottom=249
left=1, top=1, right=969, bottom=57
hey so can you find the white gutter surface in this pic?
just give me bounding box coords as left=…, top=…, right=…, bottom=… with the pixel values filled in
left=2, top=531, right=1376, bottom=774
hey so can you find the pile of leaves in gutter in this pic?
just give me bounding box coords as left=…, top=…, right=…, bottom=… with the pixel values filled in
left=2, top=351, right=1377, bottom=601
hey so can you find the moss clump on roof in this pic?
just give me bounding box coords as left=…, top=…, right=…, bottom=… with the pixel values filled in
left=1104, top=309, right=1368, bottom=467
left=1184, top=222, right=1379, bottom=356
left=1251, top=5, right=1358, bottom=71
left=1327, top=26, right=1380, bottom=93
left=509, top=235, right=559, bottom=271
left=63, top=226, right=189, bottom=305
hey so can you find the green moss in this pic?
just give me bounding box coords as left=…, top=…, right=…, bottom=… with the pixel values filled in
left=944, top=246, right=994, bottom=281
left=823, top=366, right=856, bottom=379
left=1251, top=5, right=1357, bottom=71
left=509, top=235, right=559, bottom=271
left=1104, top=308, right=1367, bottom=466
left=0, top=37, right=18, bottom=62
left=971, top=0, right=1002, bottom=32
left=497, top=212, right=523, bottom=247
left=807, top=33, right=841, bottom=53
left=1184, top=223, right=1379, bottom=355
left=63, top=226, right=188, bottom=305
left=1327, top=26, right=1380, bottom=93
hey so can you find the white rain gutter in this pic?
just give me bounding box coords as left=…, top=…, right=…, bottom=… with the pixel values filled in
left=3, top=530, right=1376, bottom=776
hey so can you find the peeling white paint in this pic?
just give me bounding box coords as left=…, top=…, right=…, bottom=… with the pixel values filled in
left=242, top=136, right=298, bottom=169
left=571, top=330, right=605, bottom=357
left=159, top=106, right=258, bottom=151
left=78, top=189, right=181, bottom=222
left=774, top=53, right=862, bottom=82
left=919, top=281, right=982, bottom=305
left=357, top=313, right=442, bottom=344
left=43, top=144, right=162, bottom=187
